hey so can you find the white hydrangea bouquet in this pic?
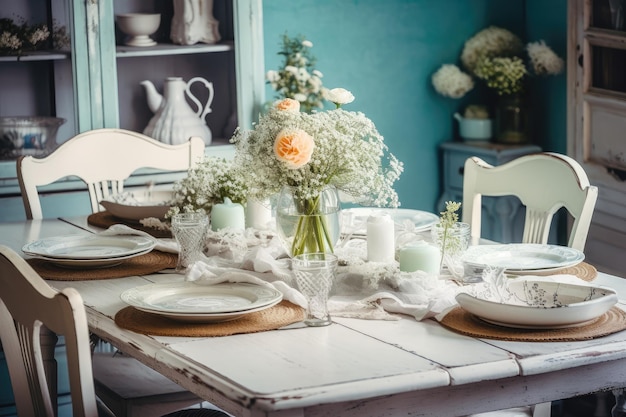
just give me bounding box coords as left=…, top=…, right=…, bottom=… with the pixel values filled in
left=265, top=33, right=327, bottom=113
left=431, top=26, right=564, bottom=98
left=230, top=90, right=403, bottom=255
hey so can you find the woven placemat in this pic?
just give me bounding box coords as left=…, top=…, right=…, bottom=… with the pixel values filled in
left=439, top=306, right=626, bottom=342
left=88, top=211, right=172, bottom=238
left=28, top=250, right=177, bottom=281
left=516, top=262, right=597, bottom=281
left=114, top=300, right=306, bottom=337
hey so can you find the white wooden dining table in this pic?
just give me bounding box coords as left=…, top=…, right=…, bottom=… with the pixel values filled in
left=2, top=217, right=626, bottom=417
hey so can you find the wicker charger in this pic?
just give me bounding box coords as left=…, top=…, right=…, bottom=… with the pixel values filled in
left=439, top=306, right=626, bottom=342
left=115, top=300, right=306, bottom=337
left=28, top=250, right=177, bottom=280
left=441, top=261, right=622, bottom=342
left=88, top=211, right=171, bottom=238
left=517, top=261, right=597, bottom=282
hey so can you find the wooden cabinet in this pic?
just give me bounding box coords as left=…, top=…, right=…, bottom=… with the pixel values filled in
left=568, top=0, right=626, bottom=275
left=437, top=141, right=541, bottom=243
left=0, top=0, right=265, bottom=222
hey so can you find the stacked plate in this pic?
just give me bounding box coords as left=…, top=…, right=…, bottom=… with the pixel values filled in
left=120, top=281, right=283, bottom=323
left=22, top=234, right=156, bottom=268
left=461, top=243, right=585, bottom=274
left=341, top=208, right=439, bottom=236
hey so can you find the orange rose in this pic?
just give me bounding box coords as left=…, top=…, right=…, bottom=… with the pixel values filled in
left=275, top=98, right=301, bottom=112
left=274, top=128, right=314, bottom=169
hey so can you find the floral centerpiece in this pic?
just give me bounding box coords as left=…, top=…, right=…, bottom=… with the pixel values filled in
left=166, top=156, right=247, bottom=217
left=230, top=91, right=403, bottom=256
left=265, top=33, right=327, bottom=113
left=0, top=17, right=70, bottom=56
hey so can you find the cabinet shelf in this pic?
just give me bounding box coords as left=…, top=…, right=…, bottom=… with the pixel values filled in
left=116, top=41, right=234, bottom=58
left=0, top=50, right=70, bottom=62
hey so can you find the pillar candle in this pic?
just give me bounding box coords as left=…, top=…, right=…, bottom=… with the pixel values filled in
left=245, top=198, right=272, bottom=230
left=398, top=241, right=441, bottom=274
left=211, top=197, right=245, bottom=231
left=367, top=212, right=395, bottom=263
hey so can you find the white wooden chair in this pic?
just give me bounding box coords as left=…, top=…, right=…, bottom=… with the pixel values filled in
left=17, top=128, right=205, bottom=220
left=0, top=244, right=229, bottom=417
left=15, top=128, right=212, bottom=416
left=462, top=152, right=598, bottom=252
left=462, top=152, right=599, bottom=417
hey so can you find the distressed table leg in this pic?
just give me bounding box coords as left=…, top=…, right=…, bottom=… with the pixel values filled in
left=612, top=389, right=626, bottom=417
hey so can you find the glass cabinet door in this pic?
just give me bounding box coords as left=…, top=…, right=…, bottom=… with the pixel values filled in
left=575, top=0, right=626, bottom=173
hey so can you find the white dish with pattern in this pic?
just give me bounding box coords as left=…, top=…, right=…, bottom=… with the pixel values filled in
left=456, top=280, right=617, bottom=329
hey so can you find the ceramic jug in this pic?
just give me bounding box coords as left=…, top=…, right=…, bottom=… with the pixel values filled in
left=141, top=76, right=214, bottom=145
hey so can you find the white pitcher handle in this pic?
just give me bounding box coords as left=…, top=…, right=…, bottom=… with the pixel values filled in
left=186, top=77, right=214, bottom=120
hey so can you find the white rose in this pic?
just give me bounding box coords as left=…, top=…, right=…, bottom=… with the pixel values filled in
left=324, top=88, right=355, bottom=105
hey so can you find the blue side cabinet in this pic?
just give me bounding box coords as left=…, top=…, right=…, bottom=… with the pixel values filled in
left=437, top=141, right=542, bottom=244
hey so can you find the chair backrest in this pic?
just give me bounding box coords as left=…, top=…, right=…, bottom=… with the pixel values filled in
left=0, top=245, right=98, bottom=417
left=462, top=152, right=598, bottom=251
left=17, top=128, right=205, bottom=219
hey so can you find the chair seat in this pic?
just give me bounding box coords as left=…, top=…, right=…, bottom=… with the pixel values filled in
left=92, top=353, right=202, bottom=417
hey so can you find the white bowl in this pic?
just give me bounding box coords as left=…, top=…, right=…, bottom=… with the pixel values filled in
left=100, top=190, right=173, bottom=221
left=456, top=280, right=618, bottom=329
left=116, top=13, right=161, bottom=47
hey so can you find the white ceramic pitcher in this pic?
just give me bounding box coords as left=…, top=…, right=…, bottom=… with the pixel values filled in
left=141, top=76, right=214, bottom=145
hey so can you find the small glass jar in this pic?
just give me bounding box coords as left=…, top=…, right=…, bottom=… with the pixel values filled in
left=430, top=221, right=470, bottom=277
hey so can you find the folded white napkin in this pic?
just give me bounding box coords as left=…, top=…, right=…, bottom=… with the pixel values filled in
left=98, top=224, right=179, bottom=253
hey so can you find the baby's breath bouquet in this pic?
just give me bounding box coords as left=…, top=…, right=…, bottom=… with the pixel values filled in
left=167, top=156, right=247, bottom=218
left=231, top=91, right=403, bottom=256
left=265, top=33, right=327, bottom=113
left=431, top=26, right=564, bottom=98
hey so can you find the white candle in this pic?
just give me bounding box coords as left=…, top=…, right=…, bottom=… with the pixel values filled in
left=367, top=213, right=395, bottom=263
left=245, top=198, right=272, bottom=230
left=211, top=197, right=245, bottom=231
left=398, top=241, right=441, bottom=274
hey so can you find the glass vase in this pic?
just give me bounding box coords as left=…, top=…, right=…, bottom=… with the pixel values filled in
left=494, top=94, right=530, bottom=144
left=276, top=185, right=341, bottom=257
left=431, top=221, right=471, bottom=278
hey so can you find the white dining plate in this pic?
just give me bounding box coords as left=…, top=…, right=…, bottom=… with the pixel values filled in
left=120, top=282, right=283, bottom=323
left=22, top=235, right=156, bottom=260
left=461, top=243, right=585, bottom=272
left=29, top=247, right=154, bottom=269
left=341, top=208, right=439, bottom=235
left=100, top=190, right=174, bottom=221
left=456, top=280, right=618, bottom=329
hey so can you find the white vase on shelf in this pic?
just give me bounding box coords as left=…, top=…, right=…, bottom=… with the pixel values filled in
left=170, top=0, right=221, bottom=46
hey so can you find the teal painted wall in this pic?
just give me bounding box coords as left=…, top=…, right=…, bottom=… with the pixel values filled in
left=262, top=0, right=568, bottom=212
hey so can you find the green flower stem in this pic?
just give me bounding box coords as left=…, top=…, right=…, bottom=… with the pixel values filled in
left=291, top=195, right=335, bottom=256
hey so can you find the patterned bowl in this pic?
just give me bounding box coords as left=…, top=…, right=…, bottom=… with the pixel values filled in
left=456, top=279, right=618, bottom=329
left=0, top=116, right=66, bottom=158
